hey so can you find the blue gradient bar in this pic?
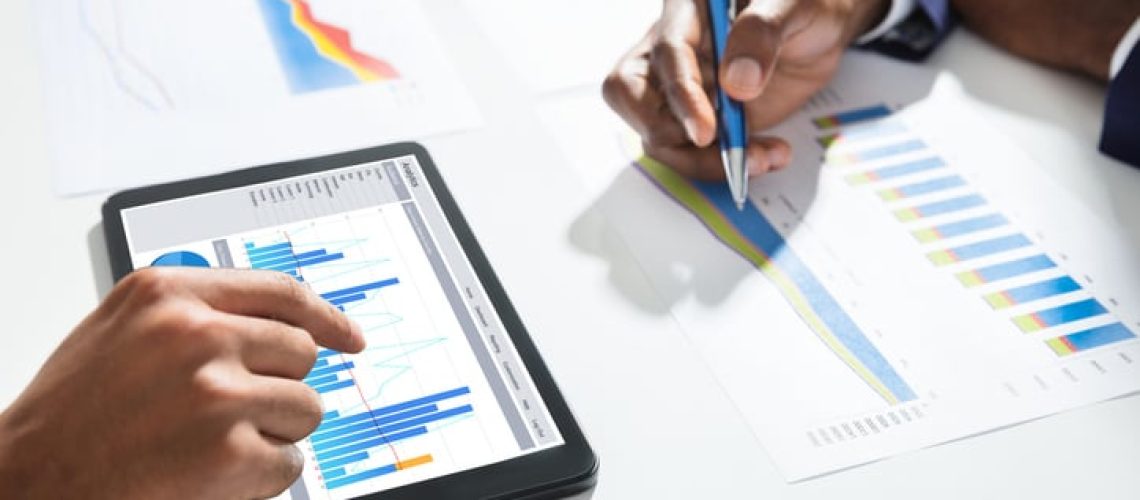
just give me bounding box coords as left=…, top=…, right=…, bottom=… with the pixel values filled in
left=314, top=379, right=356, bottom=394
left=880, top=175, right=966, bottom=200
left=929, top=234, right=1032, bottom=265
left=316, top=386, right=471, bottom=433
left=1057, top=323, right=1136, bottom=353
left=312, top=405, right=473, bottom=453
left=897, top=194, right=987, bottom=220
left=325, top=464, right=398, bottom=490
left=261, top=252, right=344, bottom=272
left=323, top=468, right=347, bottom=479
left=313, top=358, right=330, bottom=368
left=832, top=139, right=926, bottom=164
left=305, top=361, right=355, bottom=381
left=998, top=276, right=1082, bottom=306
left=813, top=104, right=892, bottom=128
left=847, top=157, right=946, bottom=184
left=251, top=249, right=328, bottom=268
left=317, top=349, right=339, bottom=359
left=1031, top=299, right=1108, bottom=328
left=317, top=452, right=368, bottom=471
left=247, top=247, right=293, bottom=263
left=322, top=410, right=340, bottom=420
left=311, top=404, right=439, bottom=444
left=329, top=293, right=367, bottom=307
left=958, top=255, right=1057, bottom=287
left=315, top=426, right=428, bottom=462
left=321, top=278, right=402, bottom=301
left=914, top=214, right=1008, bottom=242
left=305, top=374, right=339, bottom=388
left=245, top=242, right=292, bottom=257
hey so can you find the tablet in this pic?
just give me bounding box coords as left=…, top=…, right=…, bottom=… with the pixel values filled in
left=102, top=143, right=597, bottom=500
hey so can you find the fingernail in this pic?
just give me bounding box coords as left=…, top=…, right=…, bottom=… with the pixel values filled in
left=725, top=58, right=762, bottom=94
left=682, top=116, right=701, bottom=144
left=350, top=320, right=366, bottom=349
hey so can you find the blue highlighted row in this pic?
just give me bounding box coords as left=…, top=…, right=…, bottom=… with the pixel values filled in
left=317, top=386, right=471, bottom=433
left=313, top=404, right=473, bottom=454
left=312, top=404, right=439, bottom=444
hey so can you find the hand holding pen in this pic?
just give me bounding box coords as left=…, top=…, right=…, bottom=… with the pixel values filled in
left=604, top=0, right=892, bottom=181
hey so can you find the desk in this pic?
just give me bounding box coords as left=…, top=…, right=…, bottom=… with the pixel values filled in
left=1, top=1, right=1139, bottom=498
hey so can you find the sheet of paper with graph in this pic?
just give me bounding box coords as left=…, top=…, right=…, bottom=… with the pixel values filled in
left=32, top=0, right=480, bottom=195
left=540, top=52, right=1140, bottom=480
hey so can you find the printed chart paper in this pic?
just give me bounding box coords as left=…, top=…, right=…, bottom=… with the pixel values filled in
left=541, top=53, right=1140, bottom=480
left=33, top=0, right=481, bottom=195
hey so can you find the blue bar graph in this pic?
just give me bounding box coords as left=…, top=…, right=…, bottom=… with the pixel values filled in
left=245, top=241, right=291, bottom=257
left=311, top=404, right=439, bottom=444
left=325, top=463, right=399, bottom=490
left=817, top=121, right=909, bottom=147
left=929, top=234, right=1033, bottom=265
left=847, top=157, right=946, bottom=185
left=814, top=104, right=892, bottom=128
left=317, top=386, right=472, bottom=432
left=324, top=468, right=347, bottom=480
left=315, top=426, right=428, bottom=462
left=896, top=194, right=987, bottom=221
left=913, top=214, right=1009, bottom=242
left=985, top=276, right=1082, bottom=309
left=306, top=373, right=339, bottom=387
left=958, top=255, right=1057, bottom=287
left=1049, top=323, right=1136, bottom=355
left=329, top=293, right=367, bottom=307
left=313, top=358, right=330, bottom=368
left=1016, top=298, right=1108, bottom=331
left=314, top=379, right=356, bottom=394
left=319, top=451, right=369, bottom=471
left=321, top=278, right=401, bottom=301
left=317, top=349, right=339, bottom=359
left=313, top=405, right=473, bottom=453
left=306, top=361, right=355, bottom=380
left=880, top=175, right=966, bottom=200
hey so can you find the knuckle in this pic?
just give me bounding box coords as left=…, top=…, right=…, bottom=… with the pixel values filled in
left=649, top=38, right=685, bottom=65
left=121, top=267, right=181, bottom=303
left=192, top=363, right=250, bottom=406
left=153, top=306, right=232, bottom=351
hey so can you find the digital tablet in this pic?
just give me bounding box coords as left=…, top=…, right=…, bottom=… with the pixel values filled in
left=102, top=143, right=597, bottom=500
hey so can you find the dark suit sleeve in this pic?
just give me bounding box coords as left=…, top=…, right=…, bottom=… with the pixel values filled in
left=1100, top=43, right=1140, bottom=166
left=861, top=0, right=954, bottom=62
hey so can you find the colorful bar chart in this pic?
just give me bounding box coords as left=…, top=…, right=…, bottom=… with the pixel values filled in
left=878, top=175, right=966, bottom=201
left=812, top=104, right=892, bottom=129
left=1046, top=323, right=1137, bottom=356
left=846, top=157, right=946, bottom=185
left=983, top=276, right=1082, bottom=310
left=245, top=241, right=346, bottom=278
left=956, top=255, right=1058, bottom=287
left=911, top=214, right=1008, bottom=243
left=637, top=155, right=916, bottom=405
left=894, top=194, right=987, bottom=222
left=311, top=386, right=473, bottom=489
left=1011, top=298, right=1108, bottom=333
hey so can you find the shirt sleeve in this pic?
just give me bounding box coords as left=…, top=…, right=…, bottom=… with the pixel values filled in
left=859, top=0, right=954, bottom=62
left=1100, top=17, right=1140, bottom=167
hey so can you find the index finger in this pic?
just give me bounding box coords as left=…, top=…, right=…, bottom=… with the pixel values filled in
left=182, top=268, right=365, bottom=353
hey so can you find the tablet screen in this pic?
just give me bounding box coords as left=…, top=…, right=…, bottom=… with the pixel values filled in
left=118, top=155, right=564, bottom=499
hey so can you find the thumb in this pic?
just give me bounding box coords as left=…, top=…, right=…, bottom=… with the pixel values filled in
left=719, top=0, right=806, bottom=101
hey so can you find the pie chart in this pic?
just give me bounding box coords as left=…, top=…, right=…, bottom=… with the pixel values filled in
left=151, top=251, right=210, bottom=268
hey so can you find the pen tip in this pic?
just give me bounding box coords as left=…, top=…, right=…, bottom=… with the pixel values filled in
left=735, top=200, right=745, bottom=211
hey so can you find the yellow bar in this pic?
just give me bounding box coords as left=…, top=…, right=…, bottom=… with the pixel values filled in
left=878, top=189, right=902, bottom=201
left=1012, top=314, right=1044, bottom=333
left=894, top=208, right=921, bottom=222
left=396, top=454, right=434, bottom=470
left=927, top=250, right=958, bottom=266
left=1045, top=337, right=1075, bottom=356
left=983, top=292, right=1015, bottom=310
left=956, top=271, right=985, bottom=287
left=912, top=228, right=941, bottom=243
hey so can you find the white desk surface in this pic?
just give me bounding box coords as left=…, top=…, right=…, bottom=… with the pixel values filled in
left=2, top=1, right=1139, bottom=498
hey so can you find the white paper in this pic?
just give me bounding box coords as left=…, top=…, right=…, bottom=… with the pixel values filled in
left=33, top=0, right=482, bottom=196
left=460, top=0, right=659, bottom=93
left=541, top=52, right=1140, bottom=481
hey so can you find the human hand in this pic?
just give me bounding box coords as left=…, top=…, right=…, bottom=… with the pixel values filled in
left=952, top=0, right=1140, bottom=81
left=0, top=268, right=365, bottom=499
left=604, top=0, right=888, bottom=179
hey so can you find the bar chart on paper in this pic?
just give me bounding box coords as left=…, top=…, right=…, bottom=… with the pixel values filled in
left=545, top=52, right=1140, bottom=480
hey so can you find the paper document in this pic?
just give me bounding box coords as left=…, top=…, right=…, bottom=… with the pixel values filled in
left=460, top=0, right=658, bottom=93
left=543, top=53, right=1140, bottom=480
left=33, top=0, right=480, bottom=195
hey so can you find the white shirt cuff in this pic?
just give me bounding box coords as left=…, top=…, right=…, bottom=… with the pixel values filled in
left=1110, top=16, right=1140, bottom=79
left=857, top=0, right=917, bottom=45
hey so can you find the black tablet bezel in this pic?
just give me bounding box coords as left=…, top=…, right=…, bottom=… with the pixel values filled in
left=101, top=142, right=597, bottom=500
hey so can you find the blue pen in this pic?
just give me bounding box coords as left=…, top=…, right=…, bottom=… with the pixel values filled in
left=706, top=0, right=749, bottom=210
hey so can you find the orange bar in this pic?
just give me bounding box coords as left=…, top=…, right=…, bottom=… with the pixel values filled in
left=396, top=454, right=434, bottom=470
